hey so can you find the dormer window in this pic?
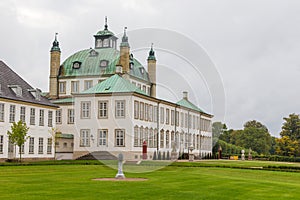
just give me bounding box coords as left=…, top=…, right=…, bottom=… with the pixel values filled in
left=8, top=85, right=22, bottom=97
left=89, top=49, right=98, bottom=57
left=139, top=67, right=144, bottom=74
left=129, top=61, right=134, bottom=69
left=100, top=60, right=109, bottom=67
left=28, top=88, right=41, bottom=101
left=73, top=61, right=81, bottom=69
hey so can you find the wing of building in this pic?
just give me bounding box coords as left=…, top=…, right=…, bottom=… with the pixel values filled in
left=48, top=19, right=213, bottom=160
left=0, top=61, right=58, bottom=161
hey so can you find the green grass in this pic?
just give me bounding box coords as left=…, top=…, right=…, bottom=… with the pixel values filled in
left=0, top=160, right=300, bottom=199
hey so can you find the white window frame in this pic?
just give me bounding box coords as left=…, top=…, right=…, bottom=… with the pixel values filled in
left=47, top=138, right=52, bottom=154
left=39, top=109, right=44, bottom=126
left=68, top=109, right=75, bottom=124
left=160, top=107, right=164, bottom=124
left=80, top=129, right=90, bottom=147
left=115, top=100, right=125, bottom=118
left=134, top=101, right=139, bottom=119
left=84, top=80, right=93, bottom=90
left=0, top=103, right=4, bottom=122
left=0, top=135, right=3, bottom=153
left=98, top=101, right=108, bottom=119
left=56, top=109, right=62, bottom=124
left=59, top=82, right=66, bottom=94
left=98, top=129, right=108, bottom=147
left=30, top=108, right=35, bottom=125
left=29, top=137, right=34, bottom=154
left=20, top=106, right=26, bottom=122
left=9, top=105, right=16, bottom=123
left=38, top=138, right=43, bottom=154
left=115, top=129, right=125, bottom=147
left=81, top=101, right=91, bottom=119
left=48, top=111, right=53, bottom=127
left=71, top=81, right=79, bottom=93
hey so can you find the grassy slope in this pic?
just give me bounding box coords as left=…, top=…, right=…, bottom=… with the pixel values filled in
left=0, top=161, right=300, bottom=200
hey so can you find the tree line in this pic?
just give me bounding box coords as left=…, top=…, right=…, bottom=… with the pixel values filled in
left=213, top=113, right=300, bottom=157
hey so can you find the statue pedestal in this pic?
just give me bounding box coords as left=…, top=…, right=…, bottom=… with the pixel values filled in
left=115, top=153, right=125, bottom=179
left=189, top=153, right=194, bottom=162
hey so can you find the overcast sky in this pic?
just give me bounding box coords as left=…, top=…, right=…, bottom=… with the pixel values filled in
left=1, top=0, right=300, bottom=136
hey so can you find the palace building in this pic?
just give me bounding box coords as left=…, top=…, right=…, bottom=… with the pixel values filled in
left=0, top=61, right=57, bottom=161
left=49, top=19, right=213, bottom=160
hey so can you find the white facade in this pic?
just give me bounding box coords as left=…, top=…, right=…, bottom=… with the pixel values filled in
left=0, top=99, right=56, bottom=160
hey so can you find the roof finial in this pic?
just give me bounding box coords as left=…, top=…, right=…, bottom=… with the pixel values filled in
left=51, top=32, right=60, bottom=52
left=55, top=32, right=58, bottom=41
left=124, top=27, right=127, bottom=36
left=148, top=43, right=156, bottom=60
left=104, top=16, right=108, bottom=30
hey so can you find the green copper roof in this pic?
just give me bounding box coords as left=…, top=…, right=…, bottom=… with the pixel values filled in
left=60, top=48, right=150, bottom=82
left=176, top=98, right=203, bottom=112
left=52, top=98, right=74, bottom=104
left=95, top=29, right=115, bottom=36
left=82, top=74, right=147, bottom=95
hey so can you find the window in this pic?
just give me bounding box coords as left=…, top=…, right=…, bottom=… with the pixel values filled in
left=115, top=100, right=125, bottom=118
left=48, top=111, right=53, bottom=127
left=71, top=81, right=79, bottom=93
left=39, top=109, right=44, bottom=126
left=115, top=129, right=125, bottom=147
left=145, top=104, right=149, bottom=121
left=188, top=114, right=192, bottom=128
left=134, top=126, right=139, bottom=147
left=100, top=60, right=109, bottom=67
left=153, top=106, right=157, bottom=122
left=20, top=106, right=26, bottom=122
left=80, top=129, right=90, bottom=147
left=134, top=101, right=139, bottom=119
left=147, top=87, right=151, bottom=96
left=56, top=109, right=62, bottom=124
left=181, top=112, right=184, bottom=127
left=47, top=138, right=52, bottom=154
left=68, top=109, right=75, bottom=124
left=96, top=39, right=102, bottom=48
left=139, top=102, right=144, bottom=120
left=139, top=127, right=144, bottom=147
left=59, top=82, right=66, bottom=94
left=98, top=101, right=108, bottom=118
left=160, top=107, right=164, bottom=124
left=137, top=84, right=141, bottom=90
left=0, top=103, right=4, bottom=122
left=176, top=111, right=179, bottom=126
left=142, top=85, right=146, bottom=92
left=84, top=80, right=93, bottom=90
left=171, top=110, right=175, bottom=125
left=30, top=108, right=35, bottom=125
left=73, top=62, right=81, bottom=69
left=185, top=113, right=188, bottom=128
left=149, top=105, right=153, bottom=122
left=103, top=39, right=109, bottom=47
left=81, top=101, right=91, bottom=119
left=193, top=115, right=196, bottom=129
left=29, top=137, right=34, bottom=154
left=160, top=130, right=164, bottom=148
left=0, top=135, right=3, bottom=153
left=166, top=109, right=170, bottom=124
left=166, top=131, right=170, bottom=149
left=145, top=128, right=149, bottom=145
left=149, top=128, right=153, bottom=148
left=154, top=129, right=157, bottom=148
left=98, top=129, right=107, bottom=146
left=9, top=105, right=16, bottom=123
left=38, top=138, right=43, bottom=154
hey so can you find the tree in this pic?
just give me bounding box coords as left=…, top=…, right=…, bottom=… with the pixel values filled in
left=275, top=136, right=299, bottom=156
left=280, top=114, right=300, bottom=141
left=7, top=120, right=29, bottom=162
left=244, top=120, right=268, bottom=132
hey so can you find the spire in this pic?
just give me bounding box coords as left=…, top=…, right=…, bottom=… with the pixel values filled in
left=104, top=16, right=108, bottom=30
left=120, top=27, right=129, bottom=47
left=148, top=43, right=156, bottom=60
left=51, top=33, right=60, bottom=52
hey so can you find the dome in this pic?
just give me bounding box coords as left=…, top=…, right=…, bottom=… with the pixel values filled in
left=59, top=48, right=150, bottom=82
left=95, top=29, right=115, bottom=37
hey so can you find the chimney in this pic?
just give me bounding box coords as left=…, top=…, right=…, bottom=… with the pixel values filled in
left=116, top=65, right=123, bottom=74
left=183, top=91, right=188, bottom=100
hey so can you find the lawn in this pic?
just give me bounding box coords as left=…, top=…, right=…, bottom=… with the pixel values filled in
left=0, top=160, right=300, bottom=199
